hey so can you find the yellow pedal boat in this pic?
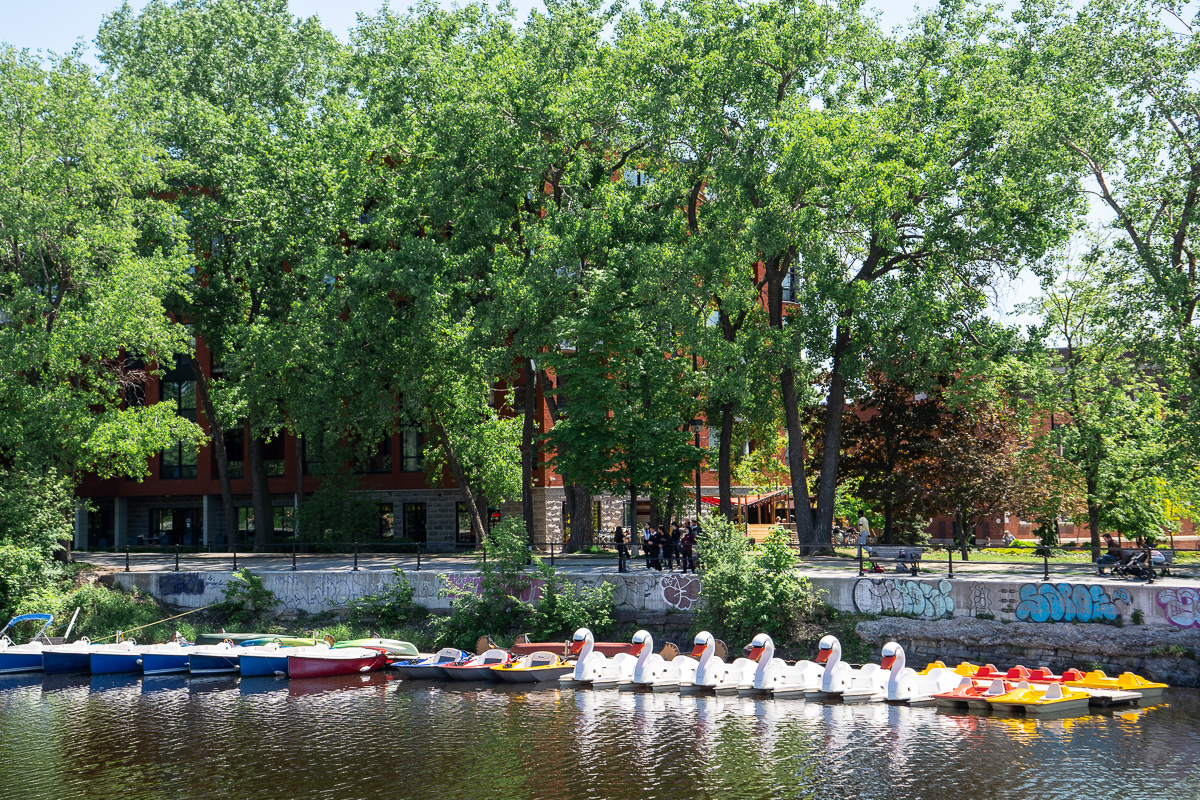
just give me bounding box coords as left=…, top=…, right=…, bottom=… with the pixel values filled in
left=1065, top=670, right=1168, bottom=701
left=987, top=681, right=1092, bottom=716
left=919, top=661, right=978, bottom=678
left=491, top=651, right=575, bottom=684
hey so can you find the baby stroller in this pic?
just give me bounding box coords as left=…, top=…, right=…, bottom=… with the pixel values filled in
left=1111, top=550, right=1156, bottom=581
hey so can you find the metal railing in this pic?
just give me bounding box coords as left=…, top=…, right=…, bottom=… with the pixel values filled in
left=93, top=538, right=1195, bottom=582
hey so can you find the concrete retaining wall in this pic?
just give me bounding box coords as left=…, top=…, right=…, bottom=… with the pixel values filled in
left=111, top=568, right=1200, bottom=631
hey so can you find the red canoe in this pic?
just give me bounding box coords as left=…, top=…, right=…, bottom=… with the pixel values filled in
left=287, top=646, right=390, bottom=679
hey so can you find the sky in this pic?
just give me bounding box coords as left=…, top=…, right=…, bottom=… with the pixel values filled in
left=1, top=0, right=1044, bottom=324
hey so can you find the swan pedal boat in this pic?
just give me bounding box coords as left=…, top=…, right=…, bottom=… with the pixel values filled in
left=391, top=648, right=470, bottom=680
left=560, top=628, right=638, bottom=689
left=441, top=649, right=512, bottom=680
left=620, top=631, right=696, bottom=693
left=491, top=651, right=574, bottom=683
left=679, top=632, right=740, bottom=695
left=870, top=642, right=962, bottom=706
left=0, top=614, right=55, bottom=674
left=986, top=679, right=1092, bottom=716
left=805, top=635, right=887, bottom=703
left=735, top=633, right=824, bottom=698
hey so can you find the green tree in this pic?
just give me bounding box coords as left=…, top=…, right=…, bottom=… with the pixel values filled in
left=0, top=46, right=200, bottom=557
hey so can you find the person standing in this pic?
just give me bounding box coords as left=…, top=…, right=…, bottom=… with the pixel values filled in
left=614, top=526, right=629, bottom=573
left=857, top=510, right=871, bottom=561
left=680, top=524, right=697, bottom=573
left=670, top=522, right=684, bottom=571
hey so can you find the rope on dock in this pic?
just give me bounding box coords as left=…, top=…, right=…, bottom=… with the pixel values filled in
left=88, top=604, right=214, bottom=644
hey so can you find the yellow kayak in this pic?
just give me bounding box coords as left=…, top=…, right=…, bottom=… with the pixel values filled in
left=491, top=651, right=574, bottom=684
left=988, top=681, right=1092, bottom=716
left=1065, top=669, right=1168, bottom=701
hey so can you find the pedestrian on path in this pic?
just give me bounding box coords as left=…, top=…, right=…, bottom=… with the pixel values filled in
left=614, top=526, right=630, bottom=573
left=857, top=510, right=871, bottom=561
left=680, top=525, right=697, bottom=573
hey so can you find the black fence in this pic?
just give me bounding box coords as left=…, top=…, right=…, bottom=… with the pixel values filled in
left=86, top=539, right=1196, bottom=583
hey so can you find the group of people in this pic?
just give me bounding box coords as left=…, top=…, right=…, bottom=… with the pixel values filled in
left=612, top=520, right=699, bottom=574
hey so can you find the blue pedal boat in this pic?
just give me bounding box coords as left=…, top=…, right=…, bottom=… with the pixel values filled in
left=0, top=614, right=54, bottom=674
left=91, top=641, right=153, bottom=674
left=141, top=641, right=193, bottom=675
left=43, top=638, right=104, bottom=673
left=238, top=643, right=292, bottom=677
left=188, top=641, right=241, bottom=675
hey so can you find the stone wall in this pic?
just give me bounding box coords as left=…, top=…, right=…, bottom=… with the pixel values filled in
left=856, top=617, right=1200, bottom=686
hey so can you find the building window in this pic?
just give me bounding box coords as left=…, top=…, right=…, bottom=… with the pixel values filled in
left=215, top=430, right=244, bottom=478
left=456, top=502, right=474, bottom=546
left=401, top=428, right=423, bottom=472
left=149, top=509, right=202, bottom=548
left=238, top=508, right=255, bottom=541
left=358, top=435, right=392, bottom=474
left=261, top=435, right=286, bottom=478
left=623, top=169, right=651, bottom=187
left=403, top=502, right=427, bottom=543
left=160, top=378, right=197, bottom=479
left=303, top=434, right=324, bottom=476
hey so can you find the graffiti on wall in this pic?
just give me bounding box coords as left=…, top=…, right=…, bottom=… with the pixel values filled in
left=158, top=573, right=205, bottom=596
left=661, top=574, right=701, bottom=611
left=1156, top=588, right=1200, bottom=628
left=853, top=578, right=955, bottom=618
left=1012, top=583, right=1130, bottom=623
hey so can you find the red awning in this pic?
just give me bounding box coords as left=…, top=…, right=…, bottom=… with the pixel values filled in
left=692, top=489, right=791, bottom=508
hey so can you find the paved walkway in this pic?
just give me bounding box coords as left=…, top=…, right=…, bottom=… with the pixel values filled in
left=78, top=551, right=1199, bottom=586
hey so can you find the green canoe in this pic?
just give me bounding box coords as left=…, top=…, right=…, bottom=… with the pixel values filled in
left=332, top=638, right=419, bottom=657
left=194, top=632, right=315, bottom=647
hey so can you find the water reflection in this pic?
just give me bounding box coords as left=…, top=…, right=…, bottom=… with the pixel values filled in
left=0, top=677, right=1199, bottom=800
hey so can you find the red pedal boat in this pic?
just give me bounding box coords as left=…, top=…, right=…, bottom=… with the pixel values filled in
left=933, top=676, right=1017, bottom=710
left=287, top=645, right=390, bottom=679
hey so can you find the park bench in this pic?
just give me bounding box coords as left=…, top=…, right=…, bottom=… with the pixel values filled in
left=863, top=545, right=923, bottom=577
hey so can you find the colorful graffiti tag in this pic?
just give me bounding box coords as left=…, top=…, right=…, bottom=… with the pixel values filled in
left=1013, top=583, right=1130, bottom=623
left=1156, top=588, right=1200, bottom=628
left=853, top=578, right=955, bottom=618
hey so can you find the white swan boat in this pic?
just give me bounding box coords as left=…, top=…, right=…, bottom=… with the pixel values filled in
left=561, top=628, right=637, bottom=689
left=623, top=630, right=697, bottom=692
left=680, top=631, right=739, bottom=695
left=806, top=634, right=887, bottom=702
left=877, top=642, right=961, bottom=705
left=737, top=633, right=824, bottom=697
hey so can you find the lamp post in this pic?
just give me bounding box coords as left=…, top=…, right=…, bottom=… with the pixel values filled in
left=691, top=419, right=703, bottom=520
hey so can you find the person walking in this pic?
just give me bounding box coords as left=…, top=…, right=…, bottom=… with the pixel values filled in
left=614, top=526, right=629, bottom=573
left=642, top=526, right=653, bottom=570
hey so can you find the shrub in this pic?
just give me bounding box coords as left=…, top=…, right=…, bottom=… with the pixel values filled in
left=0, top=545, right=59, bottom=618
left=18, top=581, right=169, bottom=642
left=432, top=517, right=535, bottom=649
left=213, top=569, right=280, bottom=627
left=528, top=561, right=614, bottom=642
left=696, top=518, right=826, bottom=648
left=346, top=568, right=425, bottom=629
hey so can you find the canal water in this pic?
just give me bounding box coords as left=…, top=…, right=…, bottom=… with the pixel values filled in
left=0, top=673, right=1196, bottom=800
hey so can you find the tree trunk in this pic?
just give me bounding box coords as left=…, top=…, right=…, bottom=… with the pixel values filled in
left=521, top=359, right=536, bottom=545
left=434, top=416, right=487, bottom=543
left=814, top=326, right=851, bottom=545
left=782, top=366, right=815, bottom=546
left=566, top=483, right=593, bottom=552
left=957, top=509, right=970, bottom=561
left=718, top=401, right=734, bottom=520
left=294, top=433, right=304, bottom=540
left=246, top=429, right=275, bottom=552
left=883, top=501, right=894, bottom=545
left=190, top=355, right=237, bottom=550
left=629, top=484, right=639, bottom=537
left=1087, top=478, right=1102, bottom=562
